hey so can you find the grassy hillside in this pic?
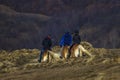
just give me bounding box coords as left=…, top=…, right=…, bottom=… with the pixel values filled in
left=0, top=42, right=120, bottom=80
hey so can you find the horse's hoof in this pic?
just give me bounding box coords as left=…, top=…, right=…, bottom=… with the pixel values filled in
left=38, top=59, right=41, bottom=63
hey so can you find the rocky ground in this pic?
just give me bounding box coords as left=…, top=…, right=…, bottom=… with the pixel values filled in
left=0, top=42, right=120, bottom=80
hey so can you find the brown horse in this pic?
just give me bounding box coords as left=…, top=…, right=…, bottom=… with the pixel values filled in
left=69, top=44, right=80, bottom=58
left=70, top=44, right=93, bottom=58
left=60, top=45, right=70, bottom=59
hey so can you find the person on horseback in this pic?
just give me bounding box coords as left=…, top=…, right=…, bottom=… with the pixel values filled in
left=59, top=31, right=72, bottom=47
left=68, top=30, right=81, bottom=58
left=72, top=30, right=81, bottom=44
left=70, top=30, right=81, bottom=49
left=69, top=30, right=94, bottom=60
left=59, top=32, right=72, bottom=59
left=38, top=35, right=52, bottom=63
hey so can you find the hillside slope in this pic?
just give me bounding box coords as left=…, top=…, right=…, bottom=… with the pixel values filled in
left=0, top=44, right=120, bottom=80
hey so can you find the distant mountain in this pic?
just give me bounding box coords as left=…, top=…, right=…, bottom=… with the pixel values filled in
left=0, top=0, right=119, bottom=15
left=0, top=5, right=51, bottom=50
left=0, top=0, right=119, bottom=49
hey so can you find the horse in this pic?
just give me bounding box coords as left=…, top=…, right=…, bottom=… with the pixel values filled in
left=41, top=50, right=61, bottom=63
left=41, top=44, right=94, bottom=63
left=69, top=44, right=93, bottom=58
left=60, top=45, right=70, bottom=59
left=69, top=44, right=80, bottom=58
left=69, top=43, right=95, bottom=62
left=41, top=45, right=70, bottom=62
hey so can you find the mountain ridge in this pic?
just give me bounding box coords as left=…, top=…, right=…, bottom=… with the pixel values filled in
left=0, top=0, right=119, bottom=49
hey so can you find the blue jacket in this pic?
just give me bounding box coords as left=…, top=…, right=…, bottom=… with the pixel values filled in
left=59, top=32, right=72, bottom=47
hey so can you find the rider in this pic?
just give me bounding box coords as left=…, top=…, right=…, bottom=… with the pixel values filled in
left=72, top=30, right=81, bottom=45
left=68, top=30, right=81, bottom=57
left=72, top=30, right=94, bottom=58
left=59, top=31, right=72, bottom=47
left=38, top=35, right=52, bottom=63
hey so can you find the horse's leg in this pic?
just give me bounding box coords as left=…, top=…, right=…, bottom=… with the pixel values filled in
left=48, top=51, right=54, bottom=63
left=49, top=53, right=54, bottom=63
left=80, top=48, right=83, bottom=57
left=60, top=47, right=64, bottom=58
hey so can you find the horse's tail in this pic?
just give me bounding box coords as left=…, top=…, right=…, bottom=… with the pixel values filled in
left=78, top=45, right=93, bottom=57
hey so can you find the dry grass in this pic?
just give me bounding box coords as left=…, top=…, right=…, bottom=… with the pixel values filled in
left=0, top=42, right=120, bottom=80
left=0, top=49, right=39, bottom=73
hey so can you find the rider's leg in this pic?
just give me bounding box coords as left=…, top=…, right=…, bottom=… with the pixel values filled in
left=38, top=48, right=44, bottom=63
left=68, top=43, right=75, bottom=58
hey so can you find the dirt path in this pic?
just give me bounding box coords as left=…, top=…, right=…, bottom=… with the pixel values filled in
left=0, top=61, right=120, bottom=80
